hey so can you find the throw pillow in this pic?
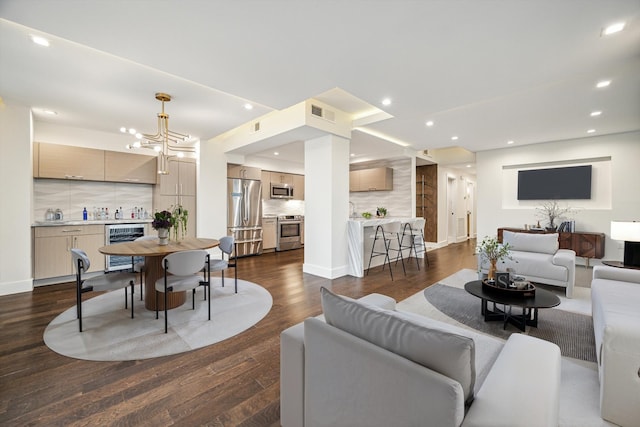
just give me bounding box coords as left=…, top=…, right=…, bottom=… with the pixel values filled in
left=320, top=287, right=476, bottom=404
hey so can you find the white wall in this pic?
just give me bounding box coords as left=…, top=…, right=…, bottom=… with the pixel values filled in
left=477, top=131, right=640, bottom=263
left=0, top=104, right=33, bottom=295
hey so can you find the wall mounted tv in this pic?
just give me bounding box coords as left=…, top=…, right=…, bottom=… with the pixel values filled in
left=517, top=165, right=592, bottom=200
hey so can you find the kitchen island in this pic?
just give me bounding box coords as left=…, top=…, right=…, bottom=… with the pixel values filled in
left=347, top=217, right=423, bottom=277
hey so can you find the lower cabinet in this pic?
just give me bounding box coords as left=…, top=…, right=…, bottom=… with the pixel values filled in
left=33, top=225, right=105, bottom=280
left=263, top=217, right=277, bottom=250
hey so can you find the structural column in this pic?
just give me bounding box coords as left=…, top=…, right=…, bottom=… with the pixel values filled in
left=303, top=134, right=350, bottom=279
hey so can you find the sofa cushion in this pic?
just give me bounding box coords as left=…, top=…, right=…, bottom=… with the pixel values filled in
left=320, top=287, right=476, bottom=403
left=498, top=251, right=568, bottom=282
left=503, top=230, right=558, bottom=254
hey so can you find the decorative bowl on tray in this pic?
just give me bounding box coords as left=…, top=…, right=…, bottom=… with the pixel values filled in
left=482, top=279, right=536, bottom=298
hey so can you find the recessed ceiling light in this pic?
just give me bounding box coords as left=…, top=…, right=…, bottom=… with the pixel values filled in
left=274, top=152, right=279, bottom=156
left=30, top=35, right=50, bottom=47
left=590, top=111, right=602, bottom=117
left=381, top=98, right=391, bottom=106
left=244, top=103, right=253, bottom=110
left=587, top=129, right=596, bottom=134
left=603, top=22, right=625, bottom=36
left=425, top=120, right=434, bottom=127
left=451, top=136, right=459, bottom=141
left=596, top=80, right=611, bottom=89
left=507, top=140, right=514, bottom=145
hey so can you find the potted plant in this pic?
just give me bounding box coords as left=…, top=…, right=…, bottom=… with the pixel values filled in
left=171, top=204, right=188, bottom=240
left=476, top=236, right=513, bottom=280
left=152, top=210, right=173, bottom=245
left=376, top=207, right=387, bottom=218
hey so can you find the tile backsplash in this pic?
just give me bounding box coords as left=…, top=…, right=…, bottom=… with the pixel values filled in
left=34, top=179, right=153, bottom=222
left=262, top=199, right=305, bottom=216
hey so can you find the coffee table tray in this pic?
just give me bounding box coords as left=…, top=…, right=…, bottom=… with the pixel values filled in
left=482, top=279, right=536, bottom=298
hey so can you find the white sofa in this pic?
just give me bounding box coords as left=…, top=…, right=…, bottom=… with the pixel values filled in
left=281, top=288, right=561, bottom=427
left=591, top=265, right=640, bottom=427
left=478, top=230, right=576, bottom=298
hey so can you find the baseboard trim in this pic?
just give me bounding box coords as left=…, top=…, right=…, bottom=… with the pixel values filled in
left=0, top=278, right=33, bottom=296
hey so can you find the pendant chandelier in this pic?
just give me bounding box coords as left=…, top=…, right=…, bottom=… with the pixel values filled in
left=125, top=92, right=194, bottom=175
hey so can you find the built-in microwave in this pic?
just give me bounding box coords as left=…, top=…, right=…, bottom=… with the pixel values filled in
left=270, top=183, right=294, bottom=199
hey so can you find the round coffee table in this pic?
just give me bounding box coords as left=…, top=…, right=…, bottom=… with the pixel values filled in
left=464, top=280, right=561, bottom=332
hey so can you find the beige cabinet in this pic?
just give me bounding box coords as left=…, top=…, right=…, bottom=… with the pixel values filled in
left=261, top=171, right=272, bottom=200
left=263, top=217, right=277, bottom=250
left=154, top=158, right=197, bottom=236
left=350, top=167, right=393, bottom=192
left=270, top=172, right=294, bottom=185
left=33, top=224, right=105, bottom=280
left=227, top=164, right=262, bottom=180
left=104, top=151, right=157, bottom=184
left=292, top=174, right=305, bottom=200
left=38, top=143, right=105, bottom=181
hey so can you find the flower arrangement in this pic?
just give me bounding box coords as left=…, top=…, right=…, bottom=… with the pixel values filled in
left=152, top=210, right=173, bottom=230
left=171, top=204, right=188, bottom=240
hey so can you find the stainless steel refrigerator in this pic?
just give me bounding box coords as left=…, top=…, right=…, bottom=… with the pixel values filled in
left=228, top=178, right=263, bottom=256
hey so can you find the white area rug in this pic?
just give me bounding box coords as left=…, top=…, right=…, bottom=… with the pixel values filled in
left=397, top=269, right=615, bottom=427
left=44, top=278, right=273, bottom=361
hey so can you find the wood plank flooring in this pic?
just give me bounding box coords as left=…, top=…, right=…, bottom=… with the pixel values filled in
left=0, top=239, right=477, bottom=426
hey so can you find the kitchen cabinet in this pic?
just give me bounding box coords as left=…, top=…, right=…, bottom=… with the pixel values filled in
left=261, top=171, right=271, bottom=200
left=227, top=164, right=262, bottom=180
left=349, top=167, right=393, bottom=192
left=38, top=143, right=105, bottom=181
left=154, top=158, right=197, bottom=237
left=33, top=224, right=105, bottom=279
left=292, top=174, right=305, bottom=200
left=270, top=172, right=294, bottom=185
left=263, top=217, right=277, bottom=250
left=104, top=151, right=157, bottom=184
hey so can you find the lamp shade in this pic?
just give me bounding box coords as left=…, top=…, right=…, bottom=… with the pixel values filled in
left=611, top=221, right=640, bottom=242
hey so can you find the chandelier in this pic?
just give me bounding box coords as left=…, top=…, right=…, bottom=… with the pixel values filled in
left=125, top=92, right=194, bottom=175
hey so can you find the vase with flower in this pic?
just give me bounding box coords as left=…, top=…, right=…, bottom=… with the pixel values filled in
left=476, top=236, right=513, bottom=281
left=152, top=210, right=173, bottom=245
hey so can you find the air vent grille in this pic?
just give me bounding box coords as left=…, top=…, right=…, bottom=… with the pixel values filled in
left=253, top=122, right=261, bottom=132
left=311, top=104, right=336, bottom=123
left=311, top=104, right=322, bottom=117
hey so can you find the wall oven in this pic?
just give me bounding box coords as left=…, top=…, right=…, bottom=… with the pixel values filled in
left=277, top=215, right=303, bottom=251
left=270, top=183, right=294, bottom=199
left=105, top=223, right=146, bottom=271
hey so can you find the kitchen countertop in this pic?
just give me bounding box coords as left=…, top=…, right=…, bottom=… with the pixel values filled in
left=33, top=219, right=153, bottom=227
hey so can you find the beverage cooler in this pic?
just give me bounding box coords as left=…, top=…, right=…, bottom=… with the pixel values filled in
left=104, top=223, right=146, bottom=271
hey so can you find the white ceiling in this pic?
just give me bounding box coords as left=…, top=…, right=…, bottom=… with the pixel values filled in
left=1, top=0, right=639, bottom=168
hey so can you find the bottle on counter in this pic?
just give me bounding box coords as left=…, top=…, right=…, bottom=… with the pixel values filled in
left=83, top=207, right=88, bottom=221
left=105, top=208, right=109, bottom=219
left=115, top=208, right=119, bottom=220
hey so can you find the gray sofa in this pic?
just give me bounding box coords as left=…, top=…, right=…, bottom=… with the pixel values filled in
left=591, top=265, right=640, bottom=427
left=478, top=230, right=576, bottom=298
left=281, top=288, right=561, bottom=427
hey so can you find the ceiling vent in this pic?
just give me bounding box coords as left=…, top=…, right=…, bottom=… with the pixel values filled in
left=311, top=104, right=336, bottom=123
left=253, top=121, right=261, bottom=133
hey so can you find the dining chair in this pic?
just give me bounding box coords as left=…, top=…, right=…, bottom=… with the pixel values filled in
left=71, top=248, right=137, bottom=332
left=210, top=236, right=238, bottom=294
left=131, top=235, right=158, bottom=300
left=155, top=249, right=210, bottom=333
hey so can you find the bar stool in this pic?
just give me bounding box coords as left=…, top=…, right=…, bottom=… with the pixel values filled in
left=400, top=218, right=429, bottom=269
left=366, top=221, right=405, bottom=280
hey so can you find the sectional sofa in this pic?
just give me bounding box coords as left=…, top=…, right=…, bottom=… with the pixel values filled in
left=281, top=288, right=561, bottom=427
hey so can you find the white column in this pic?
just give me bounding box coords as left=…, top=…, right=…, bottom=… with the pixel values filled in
left=303, top=134, right=350, bottom=278
left=0, top=104, right=34, bottom=295
left=198, top=139, right=229, bottom=240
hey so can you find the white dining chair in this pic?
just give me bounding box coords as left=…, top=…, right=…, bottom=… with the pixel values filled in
left=71, top=248, right=137, bottom=332
left=155, top=249, right=211, bottom=333
left=210, top=236, right=238, bottom=293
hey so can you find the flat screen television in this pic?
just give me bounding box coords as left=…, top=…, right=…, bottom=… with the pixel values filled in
left=517, top=165, right=592, bottom=200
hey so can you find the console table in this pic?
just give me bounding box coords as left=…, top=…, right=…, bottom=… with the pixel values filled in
left=498, top=228, right=605, bottom=266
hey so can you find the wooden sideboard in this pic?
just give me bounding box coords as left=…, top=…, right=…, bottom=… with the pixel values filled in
left=498, top=228, right=605, bottom=262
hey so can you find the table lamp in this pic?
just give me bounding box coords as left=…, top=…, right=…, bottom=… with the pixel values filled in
left=611, top=221, right=640, bottom=267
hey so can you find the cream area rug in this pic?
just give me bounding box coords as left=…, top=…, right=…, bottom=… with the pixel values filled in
left=44, top=278, right=272, bottom=361
left=397, top=269, right=615, bottom=427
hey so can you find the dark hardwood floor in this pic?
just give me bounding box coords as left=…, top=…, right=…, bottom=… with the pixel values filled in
left=0, top=239, right=477, bottom=426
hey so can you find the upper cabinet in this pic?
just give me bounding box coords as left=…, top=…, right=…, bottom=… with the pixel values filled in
left=292, top=174, right=305, bottom=200
left=350, top=167, right=393, bottom=192
left=260, top=170, right=305, bottom=200
left=38, top=143, right=105, bottom=181
left=269, top=172, right=294, bottom=185
left=157, top=158, right=196, bottom=197
left=104, top=151, right=157, bottom=184
left=227, top=164, right=262, bottom=180
left=36, top=142, right=158, bottom=184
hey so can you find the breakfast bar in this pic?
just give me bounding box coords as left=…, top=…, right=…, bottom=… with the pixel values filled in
left=347, top=217, right=423, bottom=277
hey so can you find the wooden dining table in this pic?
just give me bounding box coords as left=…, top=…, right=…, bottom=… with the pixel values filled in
left=99, top=237, right=219, bottom=311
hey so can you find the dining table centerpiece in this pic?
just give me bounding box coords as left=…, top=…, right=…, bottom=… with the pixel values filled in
left=476, top=236, right=513, bottom=280
left=171, top=204, right=188, bottom=241
left=152, top=210, right=173, bottom=245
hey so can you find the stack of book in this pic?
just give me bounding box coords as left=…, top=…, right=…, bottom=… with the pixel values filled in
left=557, top=220, right=575, bottom=232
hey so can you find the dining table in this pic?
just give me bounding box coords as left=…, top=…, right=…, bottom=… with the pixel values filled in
left=99, top=236, right=219, bottom=311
